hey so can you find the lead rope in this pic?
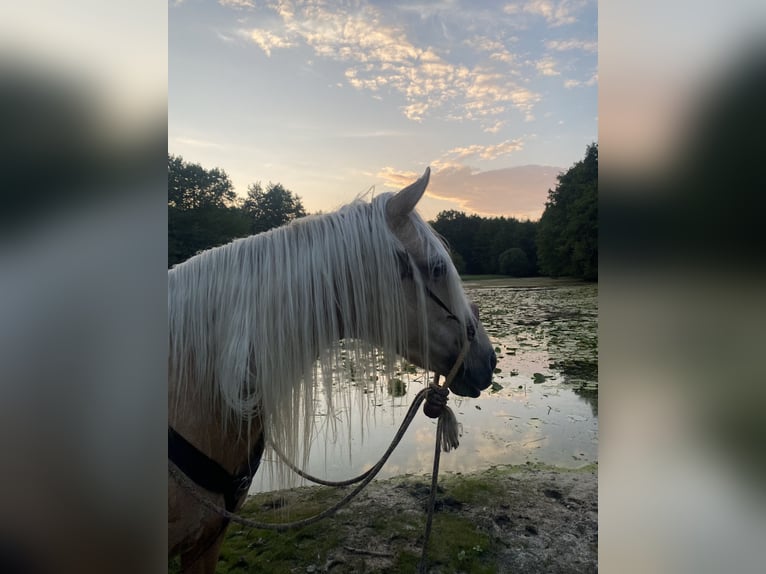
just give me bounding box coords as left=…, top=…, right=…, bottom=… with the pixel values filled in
left=169, top=339, right=471, bottom=569
left=418, top=338, right=472, bottom=574
left=169, top=387, right=429, bottom=531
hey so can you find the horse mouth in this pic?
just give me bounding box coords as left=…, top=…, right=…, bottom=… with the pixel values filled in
left=444, top=348, right=496, bottom=398
left=447, top=365, right=493, bottom=398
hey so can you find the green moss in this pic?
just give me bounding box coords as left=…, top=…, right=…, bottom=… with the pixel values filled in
left=211, top=486, right=352, bottom=572
left=392, top=551, right=420, bottom=571
left=442, top=474, right=505, bottom=504
left=424, top=513, right=495, bottom=574
left=216, top=518, right=344, bottom=573
left=169, top=463, right=597, bottom=573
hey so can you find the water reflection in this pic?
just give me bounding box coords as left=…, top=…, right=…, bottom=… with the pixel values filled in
left=251, top=282, right=598, bottom=493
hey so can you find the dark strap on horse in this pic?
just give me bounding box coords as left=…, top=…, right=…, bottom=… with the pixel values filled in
left=168, top=426, right=265, bottom=512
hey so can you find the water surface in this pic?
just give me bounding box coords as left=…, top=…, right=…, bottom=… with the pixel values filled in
left=252, top=281, right=598, bottom=493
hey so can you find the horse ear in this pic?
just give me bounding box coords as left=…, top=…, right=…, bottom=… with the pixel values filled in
left=386, top=167, right=430, bottom=222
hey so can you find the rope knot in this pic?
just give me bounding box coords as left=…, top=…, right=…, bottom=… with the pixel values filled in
left=423, top=383, right=449, bottom=419
left=423, top=382, right=461, bottom=452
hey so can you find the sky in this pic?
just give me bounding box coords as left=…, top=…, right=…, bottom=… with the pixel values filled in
left=169, top=0, right=597, bottom=221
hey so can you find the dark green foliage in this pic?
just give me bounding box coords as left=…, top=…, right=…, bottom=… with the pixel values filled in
left=450, top=250, right=467, bottom=274
left=168, top=154, right=308, bottom=267
left=243, top=181, right=307, bottom=235
left=168, top=154, right=237, bottom=210
left=168, top=154, right=249, bottom=267
left=498, top=247, right=531, bottom=277
left=536, top=143, right=598, bottom=280
left=431, top=211, right=539, bottom=276
left=431, top=210, right=482, bottom=273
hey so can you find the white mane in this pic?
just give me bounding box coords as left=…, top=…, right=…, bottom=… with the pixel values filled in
left=168, top=192, right=468, bottom=466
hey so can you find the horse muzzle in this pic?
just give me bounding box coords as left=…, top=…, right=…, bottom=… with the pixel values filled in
left=446, top=347, right=496, bottom=398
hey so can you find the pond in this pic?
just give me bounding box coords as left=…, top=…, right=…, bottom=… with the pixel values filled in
left=251, top=280, right=598, bottom=493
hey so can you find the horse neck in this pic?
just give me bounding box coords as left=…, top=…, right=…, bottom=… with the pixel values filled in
left=169, top=378, right=263, bottom=475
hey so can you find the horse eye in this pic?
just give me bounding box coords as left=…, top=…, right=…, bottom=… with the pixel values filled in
left=431, top=261, right=447, bottom=278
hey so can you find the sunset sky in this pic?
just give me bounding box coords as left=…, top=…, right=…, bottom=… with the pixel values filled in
left=169, top=0, right=597, bottom=221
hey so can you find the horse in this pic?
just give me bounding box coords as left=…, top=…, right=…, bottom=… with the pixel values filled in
left=168, top=168, right=497, bottom=573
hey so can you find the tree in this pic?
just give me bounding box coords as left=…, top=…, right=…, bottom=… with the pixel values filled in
left=168, top=154, right=237, bottom=210
left=431, top=211, right=482, bottom=274
left=243, top=182, right=307, bottom=234
left=450, top=250, right=467, bottom=274
left=498, top=247, right=531, bottom=276
left=518, top=220, right=540, bottom=274
left=168, top=154, right=249, bottom=267
left=432, top=210, right=540, bottom=276
left=536, top=143, right=598, bottom=280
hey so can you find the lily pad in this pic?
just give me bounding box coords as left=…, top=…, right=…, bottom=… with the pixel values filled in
left=387, top=378, right=407, bottom=397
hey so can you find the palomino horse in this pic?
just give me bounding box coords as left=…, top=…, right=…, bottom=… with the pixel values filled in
left=168, top=168, right=496, bottom=573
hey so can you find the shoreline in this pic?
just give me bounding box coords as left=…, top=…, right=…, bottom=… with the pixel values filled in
left=460, top=276, right=593, bottom=289
left=201, top=463, right=598, bottom=573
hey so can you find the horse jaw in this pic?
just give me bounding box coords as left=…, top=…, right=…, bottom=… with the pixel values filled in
left=446, top=325, right=497, bottom=398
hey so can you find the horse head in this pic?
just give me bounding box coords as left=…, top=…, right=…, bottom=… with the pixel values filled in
left=385, top=168, right=497, bottom=398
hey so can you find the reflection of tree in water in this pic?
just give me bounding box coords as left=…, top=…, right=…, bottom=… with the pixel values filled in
left=549, top=358, right=598, bottom=417
left=387, top=378, right=407, bottom=397
left=573, top=387, right=598, bottom=418
left=550, top=359, right=598, bottom=382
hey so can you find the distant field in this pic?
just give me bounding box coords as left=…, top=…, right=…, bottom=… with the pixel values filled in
left=459, top=275, right=588, bottom=288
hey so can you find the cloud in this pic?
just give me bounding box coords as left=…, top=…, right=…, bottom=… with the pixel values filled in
left=444, top=139, right=524, bottom=161
left=376, top=166, right=420, bottom=190
left=564, top=71, right=598, bottom=88
left=545, top=38, right=597, bottom=52
left=464, top=35, right=517, bottom=64
left=535, top=56, right=560, bottom=76
left=509, top=87, right=541, bottom=117
left=378, top=163, right=562, bottom=219
left=376, top=136, right=560, bottom=219
left=230, top=1, right=540, bottom=123
left=484, top=120, right=507, bottom=134
left=464, top=36, right=506, bottom=53
left=215, top=29, right=240, bottom=44
left=505, top=0, right=589, bottom=27
left=394, top=0, right=460, bottom=20
left=218, top=0, right=254, bottom=8
left=245, top=28, right=296, bottom=56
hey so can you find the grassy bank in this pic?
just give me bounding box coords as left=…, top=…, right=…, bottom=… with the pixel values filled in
left=172, top=463, right=597, bottom=573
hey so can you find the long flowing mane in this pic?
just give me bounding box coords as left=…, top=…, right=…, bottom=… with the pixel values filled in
left=168, top=191, right=468, bottom=467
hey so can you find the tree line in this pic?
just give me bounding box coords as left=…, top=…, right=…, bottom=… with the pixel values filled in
left=536, top=143, right=598, bottom=280
left=432, top=143, right=597, bottom=280
left=168, top=154, right=306, bottom=267
left=168, top=144, right=597, bottom=280
left=431, top=211, right=539, bottom=276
